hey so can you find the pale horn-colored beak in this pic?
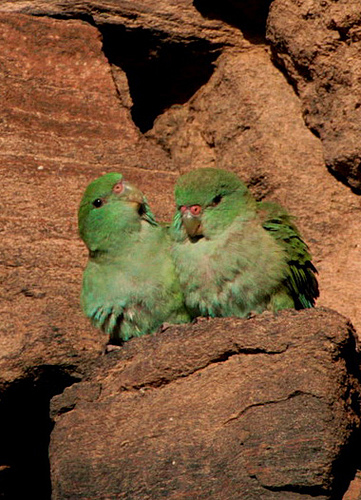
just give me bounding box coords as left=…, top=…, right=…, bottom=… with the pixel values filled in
left=121, top=181, right=145, bottom=205
left=182, top=210, right=203, bottom=237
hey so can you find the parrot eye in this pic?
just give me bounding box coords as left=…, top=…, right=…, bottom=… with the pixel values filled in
left=113, top=181, right=124, bottom=194
left=92, top=198, right=104, bottom=208
left=210, top=195, right=222, bottom=207
left=190, top=205, right=202, bottom=216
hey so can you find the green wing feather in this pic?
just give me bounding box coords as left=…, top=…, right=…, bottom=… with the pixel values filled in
left=259, top=202, right=319, bottom=309
left=140, top=197, right=158, bottom=226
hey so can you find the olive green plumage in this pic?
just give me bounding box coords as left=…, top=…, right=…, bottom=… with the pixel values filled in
left=170, top=168, right=318, bottom=318
left=78, top=172, right=190, bottom=343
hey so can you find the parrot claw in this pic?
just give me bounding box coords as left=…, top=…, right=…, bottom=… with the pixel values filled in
left=103, top=343, right=122, bottom=354
left=158, top=322, right=172, bottom=333
left=194, top=316, right=212, bottom=323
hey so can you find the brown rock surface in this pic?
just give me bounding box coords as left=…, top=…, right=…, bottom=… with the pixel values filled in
left=267, top=0, right=361, bottom=191
left=2, top=0, right=361, bottom=337
left=0, top=13, right=126, bottom=377
left=0, top=0, right=243, bottom=45
left=0, top=1, right=360, bottom=498
left=50, top=309, right=361, bottom=499
left=344, top=472, right=361, bottom=500
left=0, top=10, right=176, bottom=381
left=0, top=11, right=173, bottom=498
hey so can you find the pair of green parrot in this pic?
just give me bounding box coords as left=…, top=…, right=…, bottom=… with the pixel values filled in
left=78, top=168, right=318, bottom=344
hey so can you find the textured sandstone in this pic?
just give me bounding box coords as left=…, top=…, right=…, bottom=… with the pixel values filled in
left=0, top=1, right=360, bottom=498
left=50, top=309, right=361, bottom=499
left=267, top=0, right=361, bottom=191
left=0, top=12, right=130, bottom=383
left=0, top=0, right=244, bottom=46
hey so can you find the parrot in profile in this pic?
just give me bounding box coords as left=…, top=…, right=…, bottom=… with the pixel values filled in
left=78, top=172, right=190, bottom=344
left=170, top=168, right=318, bottom=318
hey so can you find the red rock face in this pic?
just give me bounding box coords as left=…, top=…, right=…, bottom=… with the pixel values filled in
left=0, top=2, right=360, bottom=499
left=267, top=0, right=361, bottom=192
left=0, top=13, right=138, bottom=164
left=50, top=309, right=360, bottom=499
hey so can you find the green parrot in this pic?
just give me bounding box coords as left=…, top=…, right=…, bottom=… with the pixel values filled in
left=78, top=172, right=190, bottom=343
left=170, top=168, right=319, bottom=318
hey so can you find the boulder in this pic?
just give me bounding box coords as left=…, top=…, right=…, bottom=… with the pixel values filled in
left=50, top=309, right=361, bottom=499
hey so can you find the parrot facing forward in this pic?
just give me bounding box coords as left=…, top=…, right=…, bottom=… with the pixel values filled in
left=78, top=172, right=190, bottom=343
left=170, top=168, right=318, bottom=318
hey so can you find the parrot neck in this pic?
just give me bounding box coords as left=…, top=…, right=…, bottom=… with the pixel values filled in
left=89, top=235, right=140, bottom=264
left=87, top=221, right=163, bottom=264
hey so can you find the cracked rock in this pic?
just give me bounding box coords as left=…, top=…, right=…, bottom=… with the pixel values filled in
left=266, top=0, right=361, bottom=192
left=50, top=308, right=361, bottom=499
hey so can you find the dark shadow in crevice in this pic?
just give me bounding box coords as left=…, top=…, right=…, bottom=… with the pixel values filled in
left=329, top=328, right=361, bottom=499
left=330, top=424, right=361, bottom=499
left=0, top=367, right=81, bottom=500
left=193, top=0, right=273, bottom=43
left=99, top=25, right=221, bottom=133
left=34, top=12, right=97, bottom=27
left=267, top=48, right=302, bottom=97
left=330, top=399, right=361, bottom=499
left=327, top=163, right=361, bottom=197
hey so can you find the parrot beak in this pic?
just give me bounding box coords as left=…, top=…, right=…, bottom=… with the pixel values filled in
left=182, top=211, right=203, bottom=238
left=121, top=181, right=145, bottom=206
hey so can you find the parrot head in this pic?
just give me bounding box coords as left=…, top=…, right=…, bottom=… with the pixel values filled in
left=173, top=168, right=255, bottom=240
left=78, top=172, right=156, bottom=253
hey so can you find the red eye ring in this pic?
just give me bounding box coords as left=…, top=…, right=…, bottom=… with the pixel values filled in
left=180, top=206, right=187, bottom=214
left=113, top=181, right=124, bottom=194
left=190, top=205, right=202, bottom=216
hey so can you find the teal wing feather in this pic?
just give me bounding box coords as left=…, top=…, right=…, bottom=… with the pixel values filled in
left=258, top=202, right=319, bottom=308
left=141, top=198, right=159, bottom=226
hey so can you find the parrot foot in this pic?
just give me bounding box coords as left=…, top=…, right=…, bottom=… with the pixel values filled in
left=194, top=316, right=212, bottom=323
left=103, top=343, right=122, bottom=354
left=158, top=322, right=172, bottom=333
